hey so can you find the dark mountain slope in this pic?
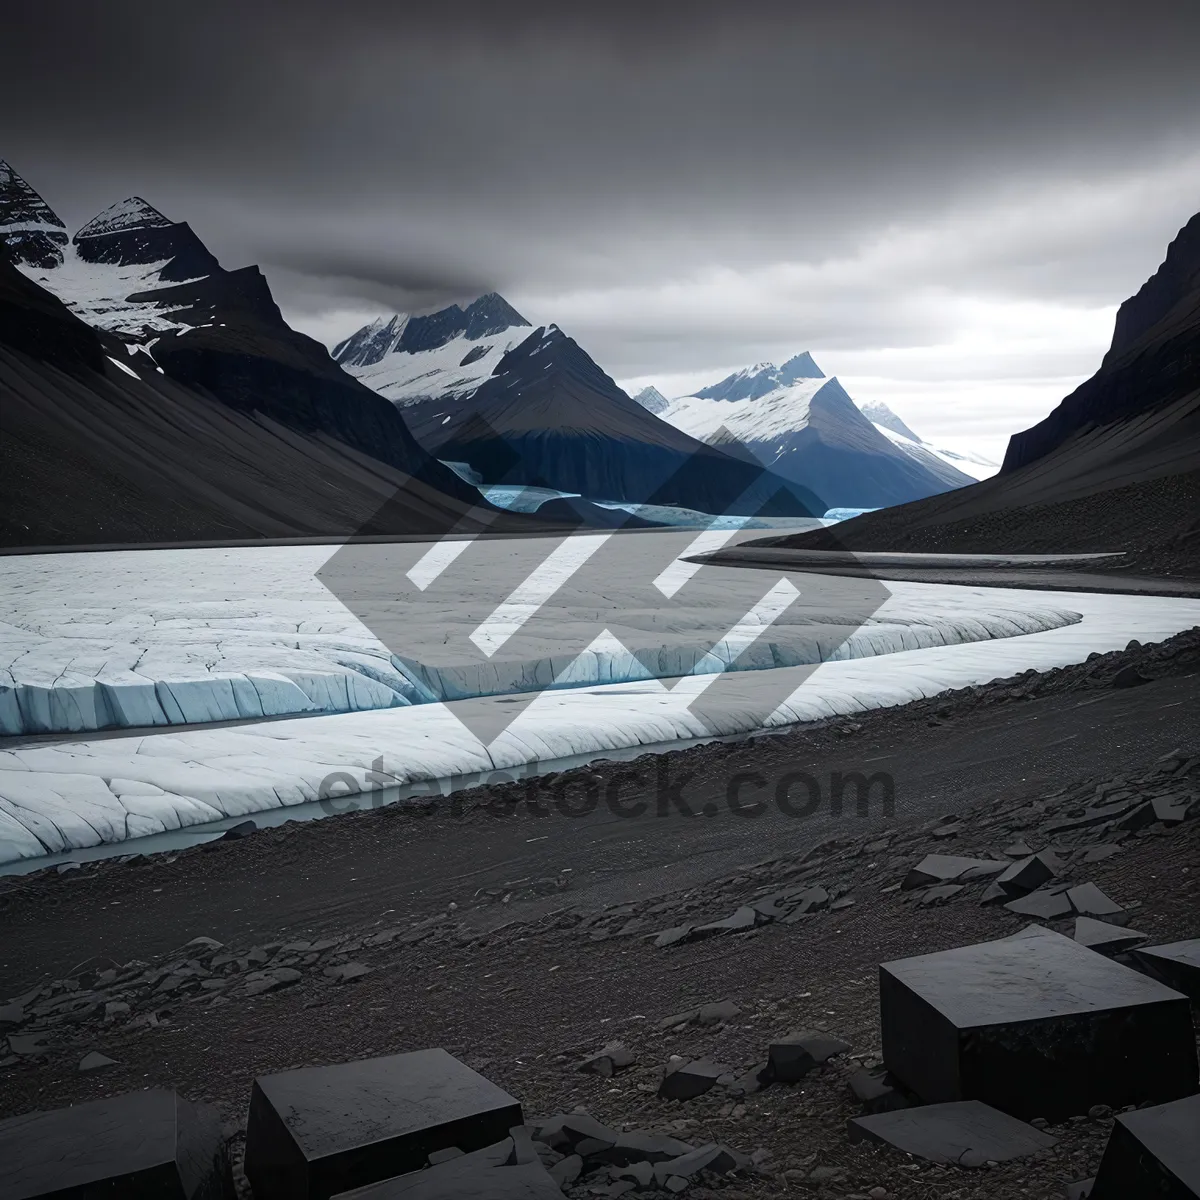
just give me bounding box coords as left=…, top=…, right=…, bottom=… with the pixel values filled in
left=753, top=211, right=1200, bottom=567
left=409, top=326, right=825, bottom=516
left=0, top=261, right=546, bottom=546
left=0, top=163, right=516, bottom=534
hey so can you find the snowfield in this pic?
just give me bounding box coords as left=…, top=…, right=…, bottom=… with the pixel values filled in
left=3, top=539, right=1079, bottom=737
left=2, top=539, right=1200, bottom=865
left=17, top=246, right=205, bottom=342
left=347, top=327, right=537, bottom=406
left=660, top=378, right=833, bottom=443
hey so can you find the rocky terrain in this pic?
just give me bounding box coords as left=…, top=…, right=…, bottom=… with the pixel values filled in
left=3, top=630, right=1198, bottom=1198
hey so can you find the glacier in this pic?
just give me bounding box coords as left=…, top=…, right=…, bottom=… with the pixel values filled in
left=2, top=580, right=1200, bottom=866
left=1, top=537, right=1199, bottom=867
left=2, top=539, right=1083, bottom=737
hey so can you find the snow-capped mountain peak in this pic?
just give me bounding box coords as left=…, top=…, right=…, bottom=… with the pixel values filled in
left=334, top=293, right=535, bottom=400
left=777, top=351, right=824, bottom=382
left=632, top=385, right=670, bottom=414
left=333, top=293, right=530, bottom=368
left=0, top=159, right=68, bottom=268
left=331, top=313, right=410, bottom=367
left=663, top=376, right=837, bottom=442
left=0, top=160, right=66, bottom=233
left=853, top=400, right=999, bottom=481
left=694, top=351, right=826, bottom=402
left=75, top=197, right=174, bottom=240
left=858, top=399, right=924, bottom=444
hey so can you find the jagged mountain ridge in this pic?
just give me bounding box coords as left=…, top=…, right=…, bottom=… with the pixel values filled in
left=340, top=302, right=824, bottom=515
left=0, top=160, right=68, bottom=269
left=858, top=399, right=923, bottom=444
left=648, top=356, right=975, bottom=508
left=632, top=385, right=669, bottom=414
left=0, top=259, right=549, bottom=545
left=695, top=352, right=824, bottom=402
left=856, top=399, right=998, bottom=482
left=407, top=325, right=824, bottom=516
left=1006, top=210, right=1200, bottom=472
left=338, top=296, right=535, bottom=406
left=332, top=293, right=530, bottom=368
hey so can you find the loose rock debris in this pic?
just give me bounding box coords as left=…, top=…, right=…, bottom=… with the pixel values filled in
left=2, top=738, right=1199, bottom=1198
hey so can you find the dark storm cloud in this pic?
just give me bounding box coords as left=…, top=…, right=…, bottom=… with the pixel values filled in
left=5, top=0, right=1200, bottom=385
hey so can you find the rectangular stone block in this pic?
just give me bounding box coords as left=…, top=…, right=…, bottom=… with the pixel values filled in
left=1090, top=1093, right=1200, bottom=1199
left=0, top=1088, right=232, bottom=1200
left=880, top=928, right=1197, bottom=1121
left=244, top=1049, right=523, bottom=1200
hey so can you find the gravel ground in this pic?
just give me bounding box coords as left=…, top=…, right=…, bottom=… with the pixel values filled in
left=2, top=631, right=1199, bottom=1199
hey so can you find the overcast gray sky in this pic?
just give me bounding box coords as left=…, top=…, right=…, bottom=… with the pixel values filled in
left=7, top=0, right=1200, bottom=461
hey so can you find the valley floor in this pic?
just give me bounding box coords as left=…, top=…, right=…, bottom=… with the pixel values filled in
left=1, top=632, right=1198, bottom=1198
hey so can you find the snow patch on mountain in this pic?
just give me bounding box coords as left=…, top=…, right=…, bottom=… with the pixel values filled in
left=17, top=246, right=208, bottom=342
left=75, top=197, right=174, bottom=239
left=345, top=324, right=539, bottom=406
left=335, top=294, right=529, bottom=367
left=662, top=377, right=833, bottom=442
left=855, top=399, right=999, bottom=481
left=0, top=159, right=69, bottom=268
left=869, top=423, right=999, bottom=481
left=335, top=293, right=537, bottom=403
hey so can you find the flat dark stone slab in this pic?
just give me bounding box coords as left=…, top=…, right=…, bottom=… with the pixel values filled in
left=880, top=928, right=1197, bottom=1121
left=902, top=855, right=1008, bottom=891
left=1090, top=1093, right=1200, bottom=1199
left=1004, top=888, right=1073, bottom=919
left=332, top=1139, right=561, bottom=1198
left=1066, top=882, right=1125, bottom=920
left=692, top=906, right=758, bottom=937
left=0, top=1088, right=231, bottom=1200
left=244, top=1049, right=522, bottom=1200
left=1073, top=917, right=1146, bottom=955
left=531, top=1112, right=617, bottom=1153
left=1132, top=939, right=1200, bottom=1001
left=848, top=1100, right=1056, bottom=1166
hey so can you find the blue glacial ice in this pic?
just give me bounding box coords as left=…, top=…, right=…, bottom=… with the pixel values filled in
left=2, top=539, right=1080, bottom=736
left=2, top=580, right=1200, bottom=865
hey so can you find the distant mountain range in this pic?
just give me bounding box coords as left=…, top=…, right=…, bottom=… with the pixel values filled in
left=0, top=160, right=541, bottom=545
left=633, top=359, right=982, bottom=508
left=334, top=303, right=823, bottom=517
left=1, top=155, right=997, bottom=547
